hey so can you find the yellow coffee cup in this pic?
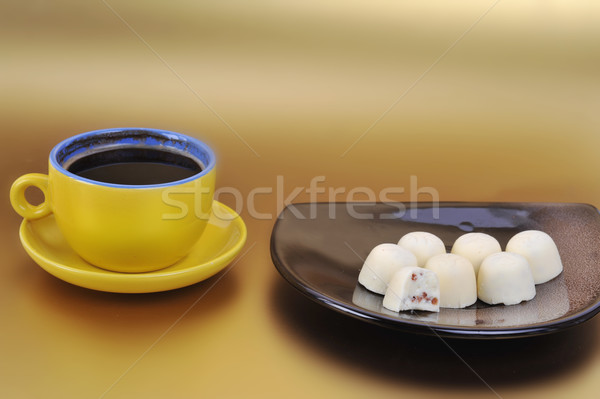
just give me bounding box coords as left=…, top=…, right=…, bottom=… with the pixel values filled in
left=10, top=128, right=216, bottom=273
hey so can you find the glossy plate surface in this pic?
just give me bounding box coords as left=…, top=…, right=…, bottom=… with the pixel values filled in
left=20, top=201, right=246, bottom=293
left=271, top=202, right=600, bottom=339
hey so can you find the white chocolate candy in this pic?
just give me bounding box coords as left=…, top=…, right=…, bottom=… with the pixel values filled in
left=358, top=244, right=418, bottom=295
left=398, top=232, right=446, bottom=267
left=383, top=267, right=440, bottom=312
left=477, top=252, right=536, bottom=305
left=450, top=233, right=501, bottom=276
left=425, top=253, right=477, bottom=308
left=505, top=230, right=563, bottom=284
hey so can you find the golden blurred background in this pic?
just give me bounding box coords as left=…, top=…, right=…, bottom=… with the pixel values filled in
left=2, top=1, right=600, bottom=398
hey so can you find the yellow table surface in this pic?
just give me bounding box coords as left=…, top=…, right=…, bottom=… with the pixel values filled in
left=2, top=1, right=600, bottom=398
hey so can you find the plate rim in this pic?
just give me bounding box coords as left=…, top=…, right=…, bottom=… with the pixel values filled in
left=271, top=201, right=600, bottom=339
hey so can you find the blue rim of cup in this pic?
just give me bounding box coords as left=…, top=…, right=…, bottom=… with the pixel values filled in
left=49, top=127, right=216, bottom=189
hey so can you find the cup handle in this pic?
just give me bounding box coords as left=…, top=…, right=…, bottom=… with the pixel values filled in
left=10, top=173, right=52, bottom=220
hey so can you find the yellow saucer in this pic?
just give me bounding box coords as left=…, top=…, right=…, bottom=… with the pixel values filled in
left=18, top=201, right=247, bottom=293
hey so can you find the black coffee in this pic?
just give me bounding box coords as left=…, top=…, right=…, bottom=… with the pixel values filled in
left=67, top=147, right=203, bottom=185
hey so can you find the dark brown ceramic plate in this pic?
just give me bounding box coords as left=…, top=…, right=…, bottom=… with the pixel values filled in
left=270, top=202, right=600, bottom=339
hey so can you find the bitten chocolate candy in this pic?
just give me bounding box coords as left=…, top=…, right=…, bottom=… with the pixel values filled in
left=383, top=266, right=440, bottom=312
